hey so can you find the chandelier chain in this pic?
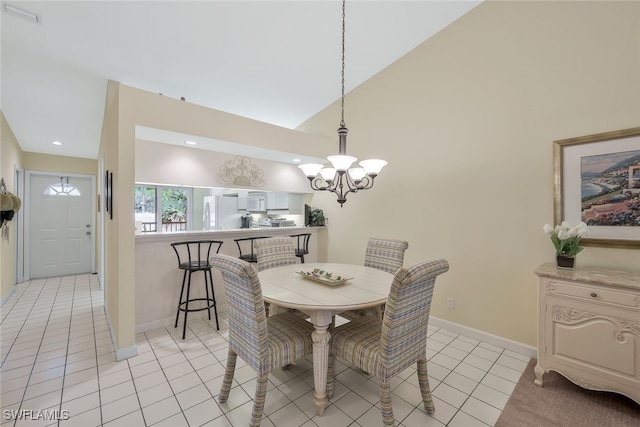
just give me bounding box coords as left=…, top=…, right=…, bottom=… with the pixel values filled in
left=297, top=0, right=386, bottom=206
left=340, top=0, right=346, bottom=128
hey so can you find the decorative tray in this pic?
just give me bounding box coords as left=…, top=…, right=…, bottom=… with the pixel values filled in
left=296, top=268, right=352, bottom=286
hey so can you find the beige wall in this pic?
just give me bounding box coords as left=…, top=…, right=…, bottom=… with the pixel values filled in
left=0, top=112, right=24, bottom=300
left=99, top=81, right=125, bottom=355
left=297, top=1, right=640, bottom=346
left=22, top=152, right=97, bottom=176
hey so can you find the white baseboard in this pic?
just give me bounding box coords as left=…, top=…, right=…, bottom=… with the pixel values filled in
left=136, top=303, right=227, bottom=334
left=115, top=344, right=138, bottom=361
left=0, top=285, right=16, bottom=306
left=430, top=316, right=537, bottom=359
left=104, top=306, right=138, bottom=361
left=135, top=316, right=176, bottom=334
left=136, top=311, right=536, bottom=359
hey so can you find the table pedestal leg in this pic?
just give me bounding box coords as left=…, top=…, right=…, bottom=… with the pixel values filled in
left=311, top=324, right=330, bottom=416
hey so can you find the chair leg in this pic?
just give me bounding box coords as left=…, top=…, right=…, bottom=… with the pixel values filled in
left=208, top=268, right=219, bottom=330
left=175, top=270, right=188, bottom=328
left=219, top=349, right=237, bottom=403
left=379, top=381, right=395, bottom=426
left=182, top=271, right=192, bottom=339
left=251, top=373, right=269, bottom=427
left=203, top=270, right=211, bottom=320
left=417, top=358, right=435, bottom=414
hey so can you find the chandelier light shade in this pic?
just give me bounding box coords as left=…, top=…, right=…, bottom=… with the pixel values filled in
left=298, top=0, right=387, bottom=207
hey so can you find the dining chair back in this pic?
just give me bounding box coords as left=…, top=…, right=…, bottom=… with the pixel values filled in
left=328, top=258, right=449, bottom=426
left=255, top=236, right=297, bottom=272
left=290, top=233, right=311, bottom=263
left=255, top=237, right=304, bottom=317
left=234, top=236, right=268, bottom=263
left=364, top=237, right=409, bottom=274
left=211, top=254, right=314, bottom=427
left=342, top=237, right=409, bottom=321
left=170, top=240, right=223, bottom=339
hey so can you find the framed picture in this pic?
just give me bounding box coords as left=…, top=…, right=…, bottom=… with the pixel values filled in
left=105, top=170, right=113, bottom=220
left=553, top=127, right=640, bottom=249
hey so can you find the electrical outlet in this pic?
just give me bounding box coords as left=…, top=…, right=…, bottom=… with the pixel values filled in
left=446, top=297, right=455, bottom=310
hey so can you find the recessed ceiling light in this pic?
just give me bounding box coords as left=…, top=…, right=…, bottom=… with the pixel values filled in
left=185, top=140, right=198, bottom=145
left=51, top=140, right=62, bottom=146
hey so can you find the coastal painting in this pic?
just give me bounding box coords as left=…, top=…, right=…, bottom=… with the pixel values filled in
left=554, top=127, right=640, bottom=249
left=580, top=150, right=640, bottom=226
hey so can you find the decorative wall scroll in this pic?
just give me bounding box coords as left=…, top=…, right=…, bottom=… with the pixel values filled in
left=216, top=156, right=266, bottom=187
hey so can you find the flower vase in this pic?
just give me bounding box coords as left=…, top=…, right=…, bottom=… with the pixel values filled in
left=556, top=254, right=575, bottom=269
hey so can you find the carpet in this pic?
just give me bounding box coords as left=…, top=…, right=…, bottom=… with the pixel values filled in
left=495, top=359, right=640, bottom=427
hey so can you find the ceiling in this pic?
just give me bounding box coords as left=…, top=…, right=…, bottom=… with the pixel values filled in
left=1, top=1, right=481, bottom=161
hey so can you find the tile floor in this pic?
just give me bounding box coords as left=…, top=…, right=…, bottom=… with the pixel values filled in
left=0, top=274, right=531, bottom=427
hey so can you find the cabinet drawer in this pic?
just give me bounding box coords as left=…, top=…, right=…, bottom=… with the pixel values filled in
left=545, top=280, right=640, bottom=310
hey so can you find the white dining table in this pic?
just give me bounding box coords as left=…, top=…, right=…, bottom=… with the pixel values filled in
left=258, top=262, right=394, bottom=415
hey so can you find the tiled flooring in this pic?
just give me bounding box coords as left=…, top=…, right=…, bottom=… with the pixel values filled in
left=0, top=274, right=530, bottom=427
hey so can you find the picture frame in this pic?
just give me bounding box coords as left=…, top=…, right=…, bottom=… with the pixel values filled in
left=105, top=170, right=113, bottom=220
left=553, top=127, right=640, bottom=249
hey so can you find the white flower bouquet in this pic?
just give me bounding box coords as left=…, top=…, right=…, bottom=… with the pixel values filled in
left=543, top=221, right=588, bottom=256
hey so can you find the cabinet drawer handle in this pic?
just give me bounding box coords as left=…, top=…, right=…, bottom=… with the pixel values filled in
left=590, top=292, right=597, bottom=298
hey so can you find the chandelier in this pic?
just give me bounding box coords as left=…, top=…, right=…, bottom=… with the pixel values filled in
left=298, top=0, right=386, bottom=207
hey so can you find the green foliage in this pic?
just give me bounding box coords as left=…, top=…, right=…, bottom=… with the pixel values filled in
left=134, top=187, right=155, bottom=213
left=161, top=188, right=187, bottom=222
left=310, top=208, right=325, bottom=226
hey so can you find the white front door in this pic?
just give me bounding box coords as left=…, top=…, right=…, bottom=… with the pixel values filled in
left=28, top=173, right=94, bottom=279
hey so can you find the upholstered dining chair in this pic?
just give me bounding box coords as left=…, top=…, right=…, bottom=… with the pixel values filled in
left=211, top=254, right=314, bottom=427
left=255, top=236, right=299, bottom=316
left=255, top=236, right=297, bottom=271
left=327, top=258, right=449, bottom=426
left=341, top=237, right=409, bottom=321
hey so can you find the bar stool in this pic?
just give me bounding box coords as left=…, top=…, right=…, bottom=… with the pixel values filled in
left=171, top=240, right=223, bottom=339
left=290, top=233, right=311, bottom=263
left=234, top=236, right=268, bottom=263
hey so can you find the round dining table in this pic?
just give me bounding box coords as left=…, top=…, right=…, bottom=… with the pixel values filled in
left=258, top=262, right=394, bottom=416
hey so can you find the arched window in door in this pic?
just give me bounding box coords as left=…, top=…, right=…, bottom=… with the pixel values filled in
left=43, top=177, right=81, bottom=196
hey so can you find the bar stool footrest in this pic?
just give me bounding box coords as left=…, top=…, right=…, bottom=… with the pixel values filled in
left=178, top=298, right=216, bottom=313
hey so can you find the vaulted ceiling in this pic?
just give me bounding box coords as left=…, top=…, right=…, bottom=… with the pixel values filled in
left=1, top=1, right=481, bottom=160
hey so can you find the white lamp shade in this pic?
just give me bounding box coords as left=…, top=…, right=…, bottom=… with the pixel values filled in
left=360, top=159, right=388, bottom=175
left=348, top=167, right=367, bottom=181
left=298, top=163, right=325, bottom=177
left=319, top=167, right=337, bottom=182
left=327, top=154, right=357, bottom=171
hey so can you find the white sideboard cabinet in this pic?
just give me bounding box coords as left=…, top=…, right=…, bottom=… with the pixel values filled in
left=534, top=263, right=640, bottom=404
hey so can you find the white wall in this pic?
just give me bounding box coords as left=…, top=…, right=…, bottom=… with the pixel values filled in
left=135, top=139, right=312, bottom=193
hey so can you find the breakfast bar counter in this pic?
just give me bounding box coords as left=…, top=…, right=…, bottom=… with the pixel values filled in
left=134, top=226, right=325, bottom=332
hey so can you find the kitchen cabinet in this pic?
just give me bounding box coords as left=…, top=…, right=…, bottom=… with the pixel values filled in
left=266, top=192, right=289, bottom=210
left=288, top=194, right=303, bottom=215
left=237, top=190, right=248, bottom=210
left=534, top=263, right=640, bottom=405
